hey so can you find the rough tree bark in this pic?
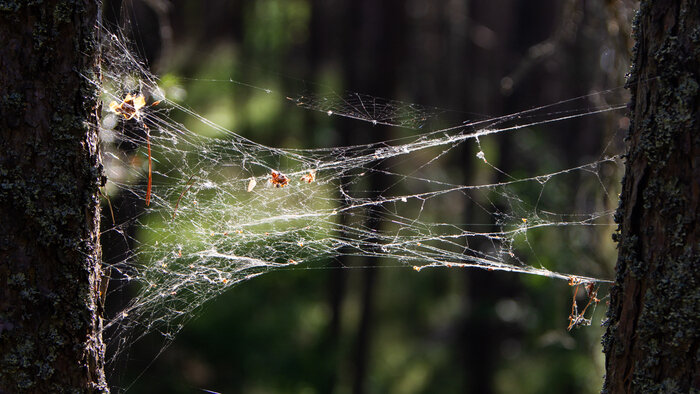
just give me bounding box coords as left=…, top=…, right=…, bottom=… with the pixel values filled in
left=0, top=1, right=106, bottom=392
left=603, top=1, right=699, bottom=393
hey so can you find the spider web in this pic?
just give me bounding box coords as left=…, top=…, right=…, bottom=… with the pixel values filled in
left=92, top=24, right=625, bottom=388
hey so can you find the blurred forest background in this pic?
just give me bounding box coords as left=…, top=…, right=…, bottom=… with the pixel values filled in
left=101, top=0, right=636, bottom=393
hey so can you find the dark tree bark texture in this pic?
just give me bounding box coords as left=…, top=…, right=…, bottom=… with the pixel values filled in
left=603, top=1, right=700, bottom=393
left=0, top=1, right=106, bottom=392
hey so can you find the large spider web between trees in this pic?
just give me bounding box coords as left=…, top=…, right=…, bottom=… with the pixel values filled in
left=92, top=25, right=626, bottom=378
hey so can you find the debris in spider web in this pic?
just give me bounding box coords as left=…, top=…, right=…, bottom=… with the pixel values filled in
left=92, top=22, right=625, bottom=372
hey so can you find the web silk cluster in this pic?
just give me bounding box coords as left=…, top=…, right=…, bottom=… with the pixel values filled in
left=92, top=26, right=624, bottom=367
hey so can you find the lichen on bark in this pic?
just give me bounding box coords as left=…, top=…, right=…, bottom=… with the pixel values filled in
left=602, top=1, right=700, bottom=393
left=0, top=1, right=107, bottom=392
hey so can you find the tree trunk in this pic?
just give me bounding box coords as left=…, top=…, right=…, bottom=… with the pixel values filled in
left=602, top=1, right=700, bottom=392
left=0, top=1, right=106, bottom=392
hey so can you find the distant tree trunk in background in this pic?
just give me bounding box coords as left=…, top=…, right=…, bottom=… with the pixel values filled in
left=0, top=1, right=106, bottom=392
left=307, top=3, right=347, bottom=391
left=341, top=1, right=404, bottom=392
left=458, top=2, right=513, bottom=393
left=602, top=1, right=699, bottom=392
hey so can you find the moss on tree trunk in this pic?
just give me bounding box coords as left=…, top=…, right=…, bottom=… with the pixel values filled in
left=0, top=1, right=106, bottom=392
left=603, top=0, right=700, bottom=392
